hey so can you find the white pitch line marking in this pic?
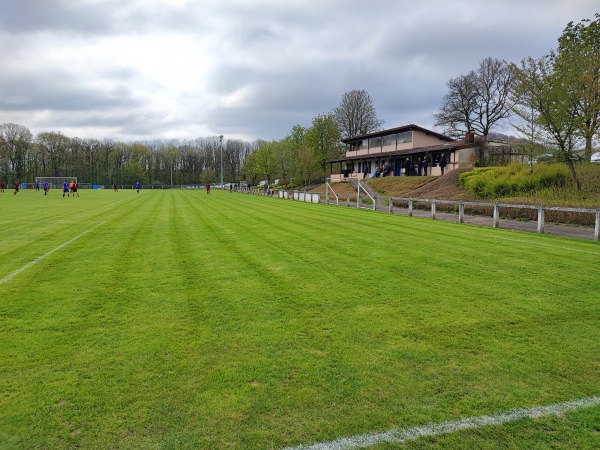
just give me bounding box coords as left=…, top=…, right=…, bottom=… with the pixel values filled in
left=0, top=222, right=105, bottom=285
left=284, top=395, right=600, bottom=450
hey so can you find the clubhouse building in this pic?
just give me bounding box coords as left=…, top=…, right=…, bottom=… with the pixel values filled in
left=328, top=124, right=482, bottom=181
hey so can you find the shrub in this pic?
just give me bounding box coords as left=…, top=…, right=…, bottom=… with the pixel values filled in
left=459, top=163, right=570, bottom=199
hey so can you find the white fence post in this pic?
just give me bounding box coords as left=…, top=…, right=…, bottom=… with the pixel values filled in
left=431, top=200, right=436, bottom=220
left=493, top=204, right=500, bottom=228
left=595, top=210, right=599, bottom=241
left=408, top=199, right=413, bottom=217
left=537, top=206, right=545, bottom=234
left=459, top=201, right=464, bottom=223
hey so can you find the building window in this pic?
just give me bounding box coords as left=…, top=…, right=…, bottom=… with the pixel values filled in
left=382, top=134, right=396, bottom=147
left=355, top=140, right=367, bottom=151
left=369, top=137, right=382, bottom=149
left=397, top=131, right=412, bottom=144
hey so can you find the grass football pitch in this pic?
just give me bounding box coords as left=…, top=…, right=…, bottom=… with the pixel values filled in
left=0, top=188, right=599, bottom=449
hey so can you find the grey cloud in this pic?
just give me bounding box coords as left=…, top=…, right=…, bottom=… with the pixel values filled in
left=0, top=0, right=210, bottom=36
left=0, top=0, right=118, bottom=34
left=0, top=65, right=142, bottom=112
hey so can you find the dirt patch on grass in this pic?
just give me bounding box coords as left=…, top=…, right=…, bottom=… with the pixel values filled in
left=400, top=169, right=473, bottom=201
left=309, top=170, right=472, bottom=200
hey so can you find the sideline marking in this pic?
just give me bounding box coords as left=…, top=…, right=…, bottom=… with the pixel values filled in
left=284, top=396, right=600, bottom=450
left=0, top=222, right=105, bottom=285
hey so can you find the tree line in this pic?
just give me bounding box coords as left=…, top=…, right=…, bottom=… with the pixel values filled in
left=0, top=125, right=259, bottom=186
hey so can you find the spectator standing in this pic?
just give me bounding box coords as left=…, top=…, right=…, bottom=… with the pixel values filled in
left=439, top=154, right=447, bottom=175
left=422, top=156, right=430, bottom=176
left=404, top=158, right=412, bottom=176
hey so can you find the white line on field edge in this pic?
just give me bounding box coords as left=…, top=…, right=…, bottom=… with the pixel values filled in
left=284, top=395, right=600, bottom=450
left=0, top=222, right=105, bottom=285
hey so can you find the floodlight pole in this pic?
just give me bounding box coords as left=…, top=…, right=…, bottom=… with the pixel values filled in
left=220, top=135, right=224, bottom=188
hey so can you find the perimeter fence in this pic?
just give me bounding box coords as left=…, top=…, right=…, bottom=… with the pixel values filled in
left=237, top=186, right=600, bottom=242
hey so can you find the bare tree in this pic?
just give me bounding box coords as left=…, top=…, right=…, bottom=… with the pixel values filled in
left=434, top=58, right=515, bottom=138
left=333, top=89, right=384, bottom=139
left=433, top=74, right=478, bottom=138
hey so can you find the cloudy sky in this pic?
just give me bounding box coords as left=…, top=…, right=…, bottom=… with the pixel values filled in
left=0, top=0, right=597, bottom=142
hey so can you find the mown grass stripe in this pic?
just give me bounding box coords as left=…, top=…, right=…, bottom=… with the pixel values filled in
left=0, top=222, right=104, bottom=285
left=285, top=396, right=600, bottom=450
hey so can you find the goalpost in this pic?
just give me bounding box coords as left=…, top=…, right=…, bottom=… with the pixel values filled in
left=35, top=177, right=78, bottom=190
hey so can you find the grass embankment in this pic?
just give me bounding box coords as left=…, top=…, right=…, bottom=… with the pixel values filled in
left=498, top=164, right=600, bottom=208
left=0, top=189, right=599, bottom=449
left=459, top=163, right=600, bottom=224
